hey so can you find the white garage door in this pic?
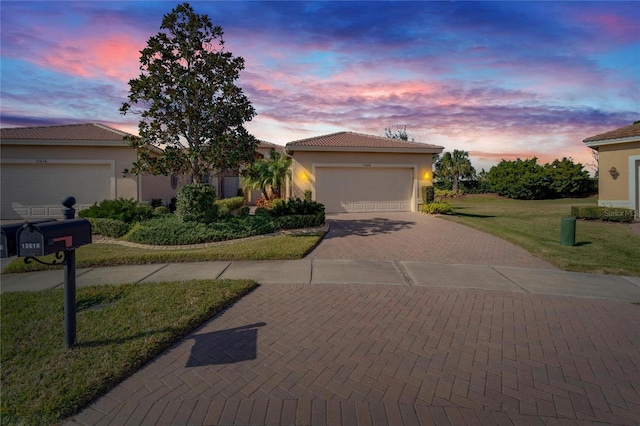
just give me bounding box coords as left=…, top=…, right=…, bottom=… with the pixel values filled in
left=1, top=162, right=113, bottom=219
left=316, top=167, right=414, bottom=213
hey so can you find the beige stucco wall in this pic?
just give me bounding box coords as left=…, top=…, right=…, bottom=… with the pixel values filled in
left=289, top=150, right=435, bottom=204
left=1, top=144, right=139, bottom=199
left=597, top=141, right=640, bottom=206
left=1, top=143, right=180, bottom=205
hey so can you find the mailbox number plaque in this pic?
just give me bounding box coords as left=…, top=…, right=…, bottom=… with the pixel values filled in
left=18, top=229, right=44, bottom=257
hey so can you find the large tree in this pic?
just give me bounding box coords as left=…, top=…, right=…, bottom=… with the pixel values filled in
left=435, top=150, right=476, bottom=193
left=120, top=2, right=258, bottom=183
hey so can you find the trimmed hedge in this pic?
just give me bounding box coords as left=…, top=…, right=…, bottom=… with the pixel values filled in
left=175, top=183, right=218, bottom=224
left=86, top=218, right=130, bottom=238
left=571, top=206, right=636, bottom=223
left=274, top=213, right=325, bottom=230
left=422, top=202, right=455, bottom=215
left=215, top=196, right=245, bottom=211
left=421, top=186, right=435, bottom=204
left=79, top=198, right=153, bottom=224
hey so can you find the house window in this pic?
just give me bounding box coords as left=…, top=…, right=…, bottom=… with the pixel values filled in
left=201, top=173, right=210, bottom=184
left=170, top=174, right=178, bottom=189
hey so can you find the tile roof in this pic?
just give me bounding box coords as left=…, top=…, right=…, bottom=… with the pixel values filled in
left=0, top=123, right=131, bottom=141
left=286, top=131, right=443, bottom=152
left=583, top=122, right=640, bottom=143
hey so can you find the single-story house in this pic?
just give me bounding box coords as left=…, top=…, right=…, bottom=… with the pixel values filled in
left=285, top=131, right=444, bottom=213
left=0, top=123, right=178, bottom=219
left=583, top=122, right=640, bottom=213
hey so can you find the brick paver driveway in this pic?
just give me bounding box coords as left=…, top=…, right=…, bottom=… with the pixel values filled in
left=70, top=284, right=640, bottom=425
left=306, top=212, right=554, bottom=269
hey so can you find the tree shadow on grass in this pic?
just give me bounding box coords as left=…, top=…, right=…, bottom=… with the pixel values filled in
left=323, top=217, right=415, bottom=239
left=455, top=212, right=496, bottom=219
left=574, top=241, right=592, bottom=247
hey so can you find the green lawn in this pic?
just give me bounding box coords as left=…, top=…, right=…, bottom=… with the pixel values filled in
left=443, top=195, right=640, bottom=275
left=1, top=279, right=258, bottom=425
left=3, top=232, right=324, bottom=274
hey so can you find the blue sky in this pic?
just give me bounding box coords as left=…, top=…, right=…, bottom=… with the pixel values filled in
left=1, top=1, right=639, bottom=171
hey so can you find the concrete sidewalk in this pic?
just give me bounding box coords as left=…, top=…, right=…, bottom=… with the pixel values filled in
left=2, top=259, right=640, bottom=302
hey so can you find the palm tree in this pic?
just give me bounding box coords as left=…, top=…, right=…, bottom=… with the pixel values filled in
left=242, top=149, right=292, bottom=200
left=435, top=150, right=476, bottom=193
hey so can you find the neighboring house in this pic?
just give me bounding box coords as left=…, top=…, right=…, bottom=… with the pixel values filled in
left=285, top=131, right=444, bottom=213
left=583, top=122, right=640, bottom=213
left=0, top=123, right=177, bottom=219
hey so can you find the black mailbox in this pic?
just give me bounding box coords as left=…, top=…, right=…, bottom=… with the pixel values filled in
left=17, top=219, right=92, bottom=257
left=1, top=219, right=57, bottom=258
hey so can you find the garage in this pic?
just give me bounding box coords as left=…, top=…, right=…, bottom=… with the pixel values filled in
left=1, top=161, right=114, bottom=219
left=285, top=131, right=444, bottom=213
left=315, top=166, right=414, bottom=213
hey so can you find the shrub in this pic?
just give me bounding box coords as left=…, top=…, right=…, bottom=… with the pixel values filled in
left=304, top=190, right=313, bottom=202
left=274, top=213, right=325, bottom=230
left=254, top=207, right=270, bottom=216
left=175, top=183, right=218, bottom=224
left=215, top=196, right=244, bottom=211
left=422, top=202, right=455, bottom=215
left=217, top=206, right=232, bottom=220
left=422, top=186, right=435, bottom=204
left=268, top=198, right=325, bottom=217
left=124, top=214, right=277, bottom=245
left=150, top=198, right=163, bottom=208
left=255, top=197, right=272, bottom=209
left=154, top=206, right=169, bottom=215
left=168, top=197, right=177, bottom=213
left=237, top=206, right=250, bottom=217
left=85, top=218, right=130, bottom=238
left=571, top=206, right=636, bottom=223
left=434, top=189, right=456, bottom=199
left=79, top=198, right=153, bottom=224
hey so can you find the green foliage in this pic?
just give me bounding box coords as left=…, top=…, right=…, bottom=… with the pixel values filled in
left=487, top=158, right=550, bottom=200
left=215, top=196, right=245, bottom=211
left=544, top=158, right=594, bottom=198
left=254, top=206, right=270, bottom=216
left=384, top=126, right=413, bottom=141
left=267, top=198, right=326, bottom=217
left=175, top=183, right=218, bottom=224
left=85, top=218, right=130, bottom=238
left=304, top=190, right=313, bottom=202
left=421, top=186, right=435, bottom=204
left=217, top=206, right=232, bottom=220
left=1, top=279, right=256, bottom=425
left=120, top=3, right=258, bottom=182
left=274, top=214, right=325, bottom=230
left=488, top=157, right=594, bottom=200
left=435, top=150, right=476, bottom=193
left=422, top=202, right=455, bottom=215
left=154, top=206, right=169, bottom=215
left=571, top=206, right=636, bottom=223
left=237, top=206, right=250, bottom=217
left=435, top=189, right=456, bottom=198
left=78, top=198, right=153, bottom=224
left=150, top=199, right=163, bottom=208
left=242, top=149, right=292, bottom=200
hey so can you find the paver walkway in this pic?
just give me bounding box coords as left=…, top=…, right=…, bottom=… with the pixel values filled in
left=68, top=284, right=640, bottom=425
left=307, top=213, right=554, bottom=269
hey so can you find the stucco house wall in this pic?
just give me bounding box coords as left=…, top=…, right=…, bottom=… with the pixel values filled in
left=0, top=123, right=178, bottom=219
left=584, top=123, right=640, bottom=213
left=286, top=132, right=443, bottom=213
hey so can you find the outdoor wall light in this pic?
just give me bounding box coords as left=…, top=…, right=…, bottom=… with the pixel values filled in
left=122, top=168, right=129, bottom=178
left=423, top=171, right=430, bottom=179
left=609, top=167, right=619, bottom=180
left=300, top=172, right=308, bottom=181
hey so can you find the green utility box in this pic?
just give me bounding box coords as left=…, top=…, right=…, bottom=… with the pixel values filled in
left=560, top=216, right=576, bottom=246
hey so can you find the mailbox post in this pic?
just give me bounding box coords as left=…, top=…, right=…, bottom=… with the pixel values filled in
left=15, top=197, right=91, bottom=348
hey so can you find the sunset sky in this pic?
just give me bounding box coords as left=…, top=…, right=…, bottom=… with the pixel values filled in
left=1, top=1, right=639, bottom=172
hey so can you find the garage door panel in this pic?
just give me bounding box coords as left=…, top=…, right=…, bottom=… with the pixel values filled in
left=316, top=167, right=413, bottom=213
left=1, top=163, right=112, bottom=219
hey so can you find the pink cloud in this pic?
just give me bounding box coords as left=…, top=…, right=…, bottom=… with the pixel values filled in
left=36, top=34, right=142, bottom=82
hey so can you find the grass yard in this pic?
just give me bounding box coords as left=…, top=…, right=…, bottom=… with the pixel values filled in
left=1, top=279, right=258, bottom=425
left=444, top=194, right=640, bottom=276
left=3, top=232, right=324, bottom=274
